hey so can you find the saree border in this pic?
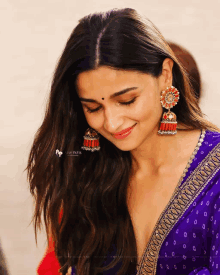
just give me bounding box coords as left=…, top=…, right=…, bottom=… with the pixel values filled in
left=137, top=141, right=220, bottom=275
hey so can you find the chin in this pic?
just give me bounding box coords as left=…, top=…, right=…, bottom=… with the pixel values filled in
left=111, top=140, right=138, bottom=152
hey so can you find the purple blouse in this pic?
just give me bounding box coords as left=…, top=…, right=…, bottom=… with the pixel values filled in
left=71, top=129, right=220, bottom=275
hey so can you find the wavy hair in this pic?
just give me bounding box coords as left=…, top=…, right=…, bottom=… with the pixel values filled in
left=25, top=8, right=220, bottom=275
left=168, top=41, right=202, bottom=102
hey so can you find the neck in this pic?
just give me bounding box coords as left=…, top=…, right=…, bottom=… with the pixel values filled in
left=130, top=123, right=198, bottom=177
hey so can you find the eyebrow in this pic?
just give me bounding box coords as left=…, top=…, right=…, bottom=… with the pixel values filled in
left=79, top=87, right=138, bottom=103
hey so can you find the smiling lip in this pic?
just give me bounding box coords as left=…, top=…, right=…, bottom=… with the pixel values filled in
left=113, top=123, right=137, bottom=137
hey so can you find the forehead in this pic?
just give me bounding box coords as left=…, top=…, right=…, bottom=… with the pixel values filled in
left=76, top=66, right=147, bottom=95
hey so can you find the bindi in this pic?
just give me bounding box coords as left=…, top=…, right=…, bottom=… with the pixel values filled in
left=102, top=98, right=104, bottom=100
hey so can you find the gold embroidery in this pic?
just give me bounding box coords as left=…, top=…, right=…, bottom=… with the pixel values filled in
left=137, top=131, right=220, bottom=275
left=177, top=129, right=206, bottom=188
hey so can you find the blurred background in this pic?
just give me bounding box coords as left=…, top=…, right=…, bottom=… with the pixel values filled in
left=0, top=0, right=220, bottom=274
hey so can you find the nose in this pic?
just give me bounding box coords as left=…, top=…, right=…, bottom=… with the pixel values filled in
left=103, top=107, right=124, bottom=134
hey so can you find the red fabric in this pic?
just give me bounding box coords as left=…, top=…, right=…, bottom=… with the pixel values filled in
left=37, top=209, right=63, bottom=274
left=37, top=250, right=61, bottom=275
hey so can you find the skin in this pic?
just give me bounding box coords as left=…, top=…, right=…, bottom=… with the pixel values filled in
left=76, top=58, right=201, bottom=180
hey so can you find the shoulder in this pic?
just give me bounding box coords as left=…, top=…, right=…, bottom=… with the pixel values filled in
left=202, top=129, right=220, bottom=188
left=204, top=130, right=220, bottom=146
left=201, top=129, right=220, bottom=166
left=196, top=129, right=220, bottom=156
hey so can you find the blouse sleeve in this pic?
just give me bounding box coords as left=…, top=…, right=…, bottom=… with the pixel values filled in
left=188, top=183, right=220, bottom=275
left=188, top=267, right=211, bottom=274
left=37, top=208, right=64, bottom=274
left=37, top=250, right=61, bottom=275
left=207, top=189, right=220, bottom=274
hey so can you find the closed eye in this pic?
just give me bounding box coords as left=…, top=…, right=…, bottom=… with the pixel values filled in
left=85, top=97, right=137, bottom=113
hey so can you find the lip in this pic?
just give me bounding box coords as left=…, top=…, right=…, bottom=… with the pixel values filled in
left=113, top=123, right=137, bottom=135
left=113, top=123, right=137, bottom=139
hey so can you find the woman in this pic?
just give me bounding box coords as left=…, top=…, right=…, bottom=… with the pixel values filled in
left=26, top=8, right=220, bottom=275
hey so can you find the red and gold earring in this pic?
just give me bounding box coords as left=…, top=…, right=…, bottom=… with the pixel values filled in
left=158, top=86, right=180, bottom=135
left=81, top=128, right=101, bottom=152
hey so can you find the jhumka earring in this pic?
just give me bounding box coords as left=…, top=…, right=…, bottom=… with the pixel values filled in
left=81, top=128, right=101, bottom=152
left=158, top=86, right=180, bottom=135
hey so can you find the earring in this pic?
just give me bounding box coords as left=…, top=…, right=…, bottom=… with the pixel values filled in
left=81, top=128, right=101, bottom=152
left=158, top=86, right=180, bottom=135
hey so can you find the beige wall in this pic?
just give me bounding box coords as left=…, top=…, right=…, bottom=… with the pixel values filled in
left=1, top=0, right=220, bottom=274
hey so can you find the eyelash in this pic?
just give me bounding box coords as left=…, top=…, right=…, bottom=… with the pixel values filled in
left=85, top=97, right=137, bottom=113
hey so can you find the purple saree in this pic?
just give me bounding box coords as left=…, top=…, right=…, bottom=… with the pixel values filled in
left=71, top=129, right=220, bottom=275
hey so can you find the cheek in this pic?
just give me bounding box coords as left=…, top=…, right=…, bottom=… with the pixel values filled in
left=133, top=96, right=156, bottom=121
left=84, top=112, right=103, bottom=129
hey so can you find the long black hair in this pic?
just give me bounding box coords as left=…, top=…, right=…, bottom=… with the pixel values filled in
left=25, top=8, right=220, bottom=275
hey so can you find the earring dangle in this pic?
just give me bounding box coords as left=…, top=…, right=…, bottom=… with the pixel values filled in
left=158, top=86, right=180, bottom=135
left=81, top=128, right=101, bottom=152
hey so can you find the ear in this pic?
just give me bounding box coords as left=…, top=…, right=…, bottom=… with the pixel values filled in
left=159, top=58, right=174, bottom=89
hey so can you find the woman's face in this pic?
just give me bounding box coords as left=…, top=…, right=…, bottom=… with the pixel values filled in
left=76, top=60, right=173, bottom=151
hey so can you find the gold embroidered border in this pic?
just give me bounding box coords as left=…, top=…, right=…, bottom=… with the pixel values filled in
left=137, top=141, right=220, bottom=275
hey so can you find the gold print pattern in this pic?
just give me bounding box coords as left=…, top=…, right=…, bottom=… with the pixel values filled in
left=137, top=140, right=220, bottom=275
